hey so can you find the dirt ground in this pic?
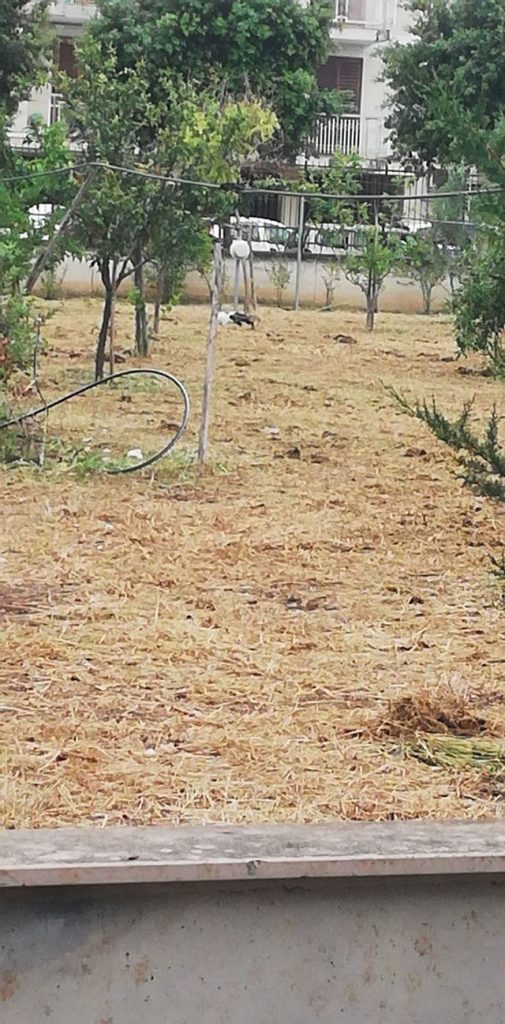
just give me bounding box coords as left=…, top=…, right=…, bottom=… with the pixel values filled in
left=1, top=298, right=504, bottom=828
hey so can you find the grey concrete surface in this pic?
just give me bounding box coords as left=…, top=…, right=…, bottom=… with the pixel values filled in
left=2, top=820, right=505, bottom=887
left=2, top=823, right=505, bottom=1022
left=2, top=875, right=505, bottom=1023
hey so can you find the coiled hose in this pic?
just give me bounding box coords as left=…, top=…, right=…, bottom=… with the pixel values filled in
left=0, top=368, right=190, bottom=474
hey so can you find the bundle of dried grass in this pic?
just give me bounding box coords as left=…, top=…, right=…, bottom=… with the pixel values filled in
left=409, top=736, right=505, bottom=775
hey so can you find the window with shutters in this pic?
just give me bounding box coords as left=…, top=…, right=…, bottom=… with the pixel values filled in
left=317, top=57, right=363, bottom=113
left=56, top=39, right=79, bottom=79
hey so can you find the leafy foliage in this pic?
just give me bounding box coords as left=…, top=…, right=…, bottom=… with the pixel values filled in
left=453, top=231, right=505, bottom=374
left=269, top=257, right=292, bottom=307
left=0, top=293, right=33, bottom=381
left=399, top=232, right=449, bottom=314
left=0, top=0, right=50, bottom=117
left=86, top=0, right=337, bottom=157
left=391, top=389, right=505, bottom=502
left=383, top=0, right=505, bottom=182
left=383, top=2, right=505, bottom=364
left=343, top=229, right=400, bottom=330
left=0, top=119, right=76, bottom=293
left=431, top=166, right=475, bottom=249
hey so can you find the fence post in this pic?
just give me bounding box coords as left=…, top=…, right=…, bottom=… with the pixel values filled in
left=294, top=196, right=305, bottom=312
left=198, top=241, right=222, bottom=466
left=248, top=225, right=256, bottom=311
left=233, top=209, right=241, bottom=307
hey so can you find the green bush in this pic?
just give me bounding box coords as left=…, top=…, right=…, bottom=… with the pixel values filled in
left=453, top=232, right=505, bottom=375
left=0, top=295, right=34, bottom=382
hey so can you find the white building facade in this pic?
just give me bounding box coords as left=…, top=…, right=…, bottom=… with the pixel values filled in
left=8, top=0, right=95, bottom=149
left=304, top=0, right=412, bottom=169
left=10, top=0, right=411, bottom=171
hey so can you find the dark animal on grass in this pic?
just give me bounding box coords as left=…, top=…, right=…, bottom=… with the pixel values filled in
left=218, top=310, right=256, bottom=329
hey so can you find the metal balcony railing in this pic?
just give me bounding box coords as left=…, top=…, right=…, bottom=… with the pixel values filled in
left=307, top=113, right=392, bottom=162
left=309, top=114, right=361, bottom=157
left=49, top=92, right=64, bottom=125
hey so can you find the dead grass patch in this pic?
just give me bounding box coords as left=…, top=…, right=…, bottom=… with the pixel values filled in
left=0, top=300, right=504, bottom=827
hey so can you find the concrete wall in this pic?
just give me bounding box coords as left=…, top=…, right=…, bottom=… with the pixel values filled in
left=2, top=822, right=505, bottom=1024
left=48, top=256, right=450, bottom=315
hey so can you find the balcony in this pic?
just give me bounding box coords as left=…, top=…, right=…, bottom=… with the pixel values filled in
left=49, top=0, right=96, bottom=28
left=305, top=113, right=392, bottom=165
left=309, top=114, right=361, bottom=157
left=333, top=0, right=393, bottom=41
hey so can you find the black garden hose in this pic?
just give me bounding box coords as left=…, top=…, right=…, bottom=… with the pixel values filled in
left=0, top=368, right=190, bottom=474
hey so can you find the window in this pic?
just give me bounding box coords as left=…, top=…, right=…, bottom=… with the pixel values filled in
left=56, top=39, right=79, bottom=79
left=316, top=228, right=346, bottom=249
left=336, top=0, right=366, bottom=21
left=265, top=226, right=293, bottom=246
left=317, top=57, right=363, bottom=113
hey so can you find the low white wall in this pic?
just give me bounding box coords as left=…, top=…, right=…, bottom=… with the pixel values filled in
left=2, top=822, right=505, bottom=1024
left=46, top=256, right=450, bottom=315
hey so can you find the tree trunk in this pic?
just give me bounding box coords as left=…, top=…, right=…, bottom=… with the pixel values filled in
left=134, top=242, right=149, bottom=356
left=242, top=260, right=250, bottom=313
left=366, top=302, right=375, bottom=331
left=96, top=287, right=114, bottom=381
left=25, top=169, right=97, bottom=295
left=422, top=284, right=432, bottom=315
left=248, top=247, right=256, bottom=310
left=108, top=258, right=118, bottom=375
left=366, top=268, right=376, bottom=331
left=109, top=289, right=116, bottom=375
left=153, top=264, right=165, bottom=336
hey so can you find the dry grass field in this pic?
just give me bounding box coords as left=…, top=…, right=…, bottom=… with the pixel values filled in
left=1, top=297, right=504, bottom=828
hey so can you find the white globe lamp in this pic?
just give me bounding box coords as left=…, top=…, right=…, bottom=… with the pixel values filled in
left=230, top=238, right=251, bottom=260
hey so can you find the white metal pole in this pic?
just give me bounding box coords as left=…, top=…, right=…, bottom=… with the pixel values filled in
left=233, top=209, right=241, bottom=307
left=294, top=196, right=305, bottom=311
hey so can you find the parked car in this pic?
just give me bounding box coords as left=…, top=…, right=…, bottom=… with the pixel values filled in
left=212, top=217, right=295, bottom=256
left=305, top=223, right=348, bottom=260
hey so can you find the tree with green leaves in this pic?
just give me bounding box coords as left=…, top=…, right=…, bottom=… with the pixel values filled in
left=0, top=0, right=50, bottom=117
left=398, top=232, right=448, bottom=315
left=383, top=0, right=505, bottom=362
left=0, top=119, right=77, bottom=389
left=383, top=0, right=505, bottom=184
left=343, top=228, right=400, bottom=331
left=452, top=230, right=505, bottom=375
left=84, top=0, right=341, bottom=160
left=62, top=36, right=276, bottom=376
left=148, top=214, right=212, bottom=337
left=0, top=120, right=76, bottom=293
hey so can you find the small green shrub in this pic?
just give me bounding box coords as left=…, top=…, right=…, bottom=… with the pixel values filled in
left=453, top=233, right=505, bottom=375
left=39, top=267, right=64, bottom=301
left=269, top=258, right=292, bottom=307
left=0, top=295, right=34, bottom=381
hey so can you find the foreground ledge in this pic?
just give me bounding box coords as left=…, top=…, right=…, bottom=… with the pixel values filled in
left=1, top=820, right=505, bottom=887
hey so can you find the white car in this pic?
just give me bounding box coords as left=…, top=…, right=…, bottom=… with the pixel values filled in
left=212, top=217, right=295, bottom=256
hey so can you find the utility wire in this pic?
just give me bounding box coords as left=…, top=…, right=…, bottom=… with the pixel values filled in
left=2, top=158, right=504, bottom=204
